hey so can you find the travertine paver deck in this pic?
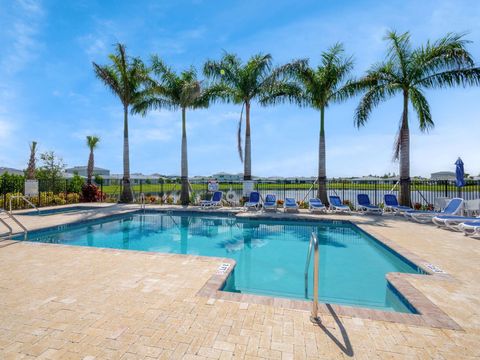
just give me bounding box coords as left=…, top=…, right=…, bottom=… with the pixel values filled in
left=0, top=204, right=479, bottom=359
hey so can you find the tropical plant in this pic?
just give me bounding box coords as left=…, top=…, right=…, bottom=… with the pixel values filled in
left=26, top=141, right=37, bottom=180
left=293, top=44, right=354, bottom=204
left=93, top=43, right=147, bottom=203
left=94, top=174, right=104, bottom=185
left=36, top=151, right=65, bottom=183
left=68, top=173, right=85, bottom=193
left=203, top=53, right=304, bottom=181
left=133, top=56, right=209, bottom=205
left=86, top=135, right=100, bottom=184
left=353, top=31, right=480, bottom=205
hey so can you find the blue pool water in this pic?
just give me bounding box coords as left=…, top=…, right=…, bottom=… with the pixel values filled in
left=21, top=206, right=103, bottom=216
left=20, top=211, right=422, bottom=312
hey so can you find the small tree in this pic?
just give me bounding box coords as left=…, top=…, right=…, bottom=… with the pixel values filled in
left=86, top=136, right=100, bottom=184
left=68, top=172, right=85, bottom=193
left=35, top=151, right=66, bottom=193
left=94, top=174, right=104, bottom=185
left=26, top=141, right=37, bottom=180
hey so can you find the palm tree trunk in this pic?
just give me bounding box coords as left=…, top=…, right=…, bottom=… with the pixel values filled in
left=244, top=101, right=252, bottom=181
left=180, top=107, right=189, bottom=205
left=120, top=104, right=133, bottom=203
left=399, top=90, right=411, bottom=206
left=87, top=149, right=94, bottom=184
left=317, top=106, right=328, bottom=205
left=27, top=141, right=37, bottom=180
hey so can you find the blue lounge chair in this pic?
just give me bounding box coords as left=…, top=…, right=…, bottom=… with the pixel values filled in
left=263, top=194, right=277, bottom=212
left=383, top=194, right=413, bottom=214
left=459, top=220, right=480, bottom=237
left=284, top=198, right=298, bottom=212
left=244, top=191, right=261, bottom=211
left=309, top=198, right=326, bottom=213
left=405, top=198, right=464, bottom=223
left=432, top=214, right=480, bottom=230
left=329, top=195, right=351, bottom=213
left=200, top=191, right=223, bottom=208
left=356, top=194, right=382, bottom=214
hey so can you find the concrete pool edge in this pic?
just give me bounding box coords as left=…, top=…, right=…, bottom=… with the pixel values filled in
left=10, top=204, right=463, bottom=330
left=198, top=259, right=462, bottom=330
left=193, top=211, right=462, bottom=330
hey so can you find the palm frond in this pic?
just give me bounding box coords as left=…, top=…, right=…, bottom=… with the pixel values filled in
left=393, top=114, right=403, bottom=161
left=385, top=30, right=411, bottom=79
left=86, top=135, right=100, bottom=150
left=411, top=32, right=475, bottom=81
left=92, top=63, right=122, bottom=101
left=416, top=67, right=480, bottom=88
left=259, top=82, right=304, bottom=106
left=354, top=84, right=400, bottom=127
left=409, top=87, right=433, bottom=132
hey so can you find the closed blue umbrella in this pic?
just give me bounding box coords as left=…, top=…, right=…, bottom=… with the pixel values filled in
left=455, top=157, right=465, bottom=187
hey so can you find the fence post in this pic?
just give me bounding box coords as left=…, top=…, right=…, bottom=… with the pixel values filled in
left=161, top=179, right=164, bottom=200
left=374, top=181, right=378, bottom=205
left=101, top=181, right=104, bottom=202
left=140, top=180, right=143, bottom=199
left=283, top=181, right=286, bottom=201
left=444, top=180, right=448, bottom=197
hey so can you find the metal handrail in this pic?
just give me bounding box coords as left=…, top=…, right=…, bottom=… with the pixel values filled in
left=9, top=195, right=39, bottom=214
left=0, top=209, right=27, bottom=240
left=0, top=217, right=13, bottom=239
left=305, top=232, right=320, bottom=323
left=139, top=193, right=146, bottom=210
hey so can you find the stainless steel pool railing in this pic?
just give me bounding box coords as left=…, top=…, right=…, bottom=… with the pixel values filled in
left=0, top=217, right=13, bottom=239
left=305, top=232, right=320, bottom=323
left=139, top=193, right=146, bottom=211
left=0, top=209, right=27, bottom=240
left=9, top=195, right=39, bottom=214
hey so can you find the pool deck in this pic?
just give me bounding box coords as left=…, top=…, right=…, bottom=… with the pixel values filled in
left=1, top=204, right=479, bottom=359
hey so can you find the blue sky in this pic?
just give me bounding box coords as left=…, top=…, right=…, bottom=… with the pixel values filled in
left=1, top=0, right=479, bottom=177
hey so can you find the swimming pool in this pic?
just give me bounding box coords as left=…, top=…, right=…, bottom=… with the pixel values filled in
left=19, top=211, right=422, bottom=312
left=20, top=206, right=106, bottom=216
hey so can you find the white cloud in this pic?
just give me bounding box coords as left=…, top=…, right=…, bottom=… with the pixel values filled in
left=0, top=0, right=45, bottom=75
left=0, top=119, right=14, bottom=141
left=77, top=19, right=121, bottom=59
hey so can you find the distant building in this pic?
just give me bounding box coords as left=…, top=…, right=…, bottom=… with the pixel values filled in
left=212, top=172, right=243, bottom=182
left=65, top=166, right=110, bottom=177
left=351, top=176, right=399, bottom=182
left=430, top=171, right=456, bottom=181
left=101, top=173, right=164, bottom=186
left=0, top=167, right=23, bottom=176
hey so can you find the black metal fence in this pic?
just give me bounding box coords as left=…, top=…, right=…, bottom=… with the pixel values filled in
left=2, top=176, right=479, bottom=210
left=103, top=178, right=480, bottom=208
left=0, top=178, right=84, bottom=210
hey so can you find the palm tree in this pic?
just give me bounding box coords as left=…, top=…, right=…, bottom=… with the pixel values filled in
left=133, top=56, right=209, bottom=205
left=93, top=43, right=146, bottom=203
left=86, top=136, right=100, bottom=184
left=26, top=141, right=37, bottom=180
left=354, top=31, right=480, bottom=206
left=293, top=44, right=354, bottom=204
left=204, top=53, right=304, bottom=181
